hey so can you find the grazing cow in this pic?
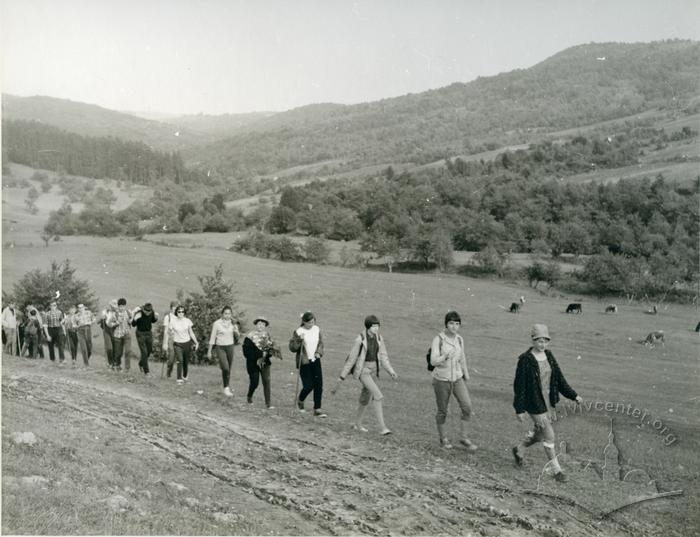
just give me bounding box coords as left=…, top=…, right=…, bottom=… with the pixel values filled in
left=643, top=330, right=665, bottom=348
left=566, top=303, right=583, bottom=314
left=644, top=305, right=659, bottom=315
left=605, top=304, right=618, bottom=313
left=509, top=296, right=525, bottom=313
left=695, top=321, right=700, bottom=333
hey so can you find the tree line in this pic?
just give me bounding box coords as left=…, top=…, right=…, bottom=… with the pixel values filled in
left=2, top=119, right=204, bottom=186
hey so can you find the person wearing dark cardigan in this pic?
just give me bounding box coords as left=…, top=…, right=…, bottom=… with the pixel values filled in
left=242, top=317, right=281, bottom=409
left=512, top=324, right=583, bottom=483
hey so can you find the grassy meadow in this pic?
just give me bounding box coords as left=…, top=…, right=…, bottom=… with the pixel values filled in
left=2, top=163, right=699, bottom=534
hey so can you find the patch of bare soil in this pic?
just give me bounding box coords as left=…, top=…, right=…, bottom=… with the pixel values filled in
left=1, top=363, right=656, bottom=536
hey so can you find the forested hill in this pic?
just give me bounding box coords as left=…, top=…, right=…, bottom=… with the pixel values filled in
left=186, top=40, right=700, bottom=175
left=1, top=94, right=208, bottom=151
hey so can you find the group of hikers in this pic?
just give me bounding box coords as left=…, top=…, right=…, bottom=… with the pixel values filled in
left=2, top=300, right=583, bottom=483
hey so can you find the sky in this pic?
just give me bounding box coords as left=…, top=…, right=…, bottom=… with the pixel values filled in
left=1, top=0, right=699, bottom=116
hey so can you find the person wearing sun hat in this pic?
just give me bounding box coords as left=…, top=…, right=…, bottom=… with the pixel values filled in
left=243, top=316, right=281, bottom=408
left=289, top=311, right=327, bottom=417
left=512, top=323, right=583, bottom=483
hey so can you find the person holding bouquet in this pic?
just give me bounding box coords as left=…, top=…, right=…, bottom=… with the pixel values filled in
left=242, top=316, right=282, bottom=409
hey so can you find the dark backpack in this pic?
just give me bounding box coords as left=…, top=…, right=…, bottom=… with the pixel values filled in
left=26, top=319, right=39, bottom=335
left=426, top=338, right=441, bottom=371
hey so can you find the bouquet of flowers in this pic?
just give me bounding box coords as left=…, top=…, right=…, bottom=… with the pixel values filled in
left=256, top=333, right=282, bottom=369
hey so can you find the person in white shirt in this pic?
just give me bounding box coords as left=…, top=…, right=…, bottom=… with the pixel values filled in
left=162, top=305, right=198, bottom=384
left=289, top=311, right=327, bottom=417
left=207, top=306, right=241, bottom=396
left=2, top=302, right=18, bottom=356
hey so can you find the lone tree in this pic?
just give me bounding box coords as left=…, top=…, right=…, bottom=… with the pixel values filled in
left=177, top=264, right=246, bottom=364
left=11, top=259, right=98, bottom=312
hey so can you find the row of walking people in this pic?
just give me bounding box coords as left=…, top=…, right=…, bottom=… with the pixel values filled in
left=4, top=300, right=582, bottom=482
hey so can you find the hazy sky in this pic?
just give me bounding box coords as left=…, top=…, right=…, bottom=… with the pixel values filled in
left=2, top=0, right=698, bottom=115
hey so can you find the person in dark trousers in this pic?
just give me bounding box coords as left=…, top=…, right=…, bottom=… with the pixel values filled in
left=161, top=305, right=198, bottom=384
left=64, top=305, right=80, bottom=365
left=512, top=324, right=583, bottom=483
left=99, top=300, right=118, bottom=369
left=243, top=316, right=281, bottom=408
left=290, top=311, right=327, bottom=417
left=109, top=298, right=133, bottom=371
left=333, top=315, right=398, bottom=435
left=132, top=303, right=158, bottom=376
left=207, top=306, right=241, bottom=396
left=23, top=309, right=42, bottom=359
left=43, top=301, right=66, bottom=364
left=75, top=303, right=95, bottom=366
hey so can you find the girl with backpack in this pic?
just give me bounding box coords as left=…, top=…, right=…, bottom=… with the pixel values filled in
left=332, top=315, right=397, bottom=435
left=430, top=310, right=477, bottom=451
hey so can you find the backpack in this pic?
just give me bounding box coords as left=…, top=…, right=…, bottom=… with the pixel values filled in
left=26, top=319, right=39, bottom=335
left=426, top=337, right=442, bottom=371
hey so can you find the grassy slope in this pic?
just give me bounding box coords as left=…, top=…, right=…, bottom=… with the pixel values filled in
left=3, top=170, right=700, bottom=534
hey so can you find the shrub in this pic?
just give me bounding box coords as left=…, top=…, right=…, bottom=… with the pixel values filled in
left=10, top=259, right=98, bottom=312
left=177, top=265, right=246, bottom=363
left=304, top=237, right=330, bottom=264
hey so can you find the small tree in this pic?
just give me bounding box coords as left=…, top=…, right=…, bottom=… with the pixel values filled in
left=304, top=237, right=330, bottom=264
left=11, top=259, right=98, bottom=312
left=179, top=264, right=246, bottom=363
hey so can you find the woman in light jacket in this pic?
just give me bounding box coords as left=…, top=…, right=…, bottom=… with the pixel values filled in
left=430, top=310, right=477, bottom=451
left=207, top=306, right=241, bottom=397
left=333, top=315, right=397, bottom=435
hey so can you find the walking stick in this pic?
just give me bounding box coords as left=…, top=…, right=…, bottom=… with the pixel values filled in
left=293, top=353, right=302, bottom=409
left=16, top=329, right=21, bottom=357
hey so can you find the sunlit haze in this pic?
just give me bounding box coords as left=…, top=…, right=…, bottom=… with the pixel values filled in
left=2, top=0, right=699, bottom=115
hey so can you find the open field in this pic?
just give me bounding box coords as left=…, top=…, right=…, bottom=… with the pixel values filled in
left=2, top=159, right=699, bottom=535
left=3, top=219, right=700, bottom=534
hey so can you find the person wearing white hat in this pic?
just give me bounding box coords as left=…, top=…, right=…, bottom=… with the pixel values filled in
left=242, top=316, right=281, bottom=408
left=512, top=324, right=583, bottom=483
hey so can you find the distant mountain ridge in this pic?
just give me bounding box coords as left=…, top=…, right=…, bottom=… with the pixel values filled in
left=184, top=40, right=700, bottom=174
left=3, top=40, right=699, bottom=176
left=1, top=94, right=207, bottom=151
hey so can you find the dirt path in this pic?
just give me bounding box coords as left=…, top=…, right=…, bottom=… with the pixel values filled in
left=3, top=361, right=637, bottom=536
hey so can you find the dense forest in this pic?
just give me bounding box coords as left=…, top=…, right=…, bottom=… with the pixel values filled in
left=2, top=119, right=207, bottom=186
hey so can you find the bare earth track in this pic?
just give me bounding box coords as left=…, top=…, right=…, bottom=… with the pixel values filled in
left=3, top=360, right=646, bottom=536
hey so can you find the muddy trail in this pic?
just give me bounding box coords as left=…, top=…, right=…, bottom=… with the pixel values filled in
left=2, top=363, right=644, bottom=536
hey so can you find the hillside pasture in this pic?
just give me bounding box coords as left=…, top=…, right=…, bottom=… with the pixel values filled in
left=2, top=229, right=699, bottom=534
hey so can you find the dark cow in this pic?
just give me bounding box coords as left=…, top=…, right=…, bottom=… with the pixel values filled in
left=695, top=321, right=700, bottom=333
left=509, top=296, right=525, bottom=313
left=605, top=304, right=618, bottom=313
left=566, top=303, right=582, bottom=314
